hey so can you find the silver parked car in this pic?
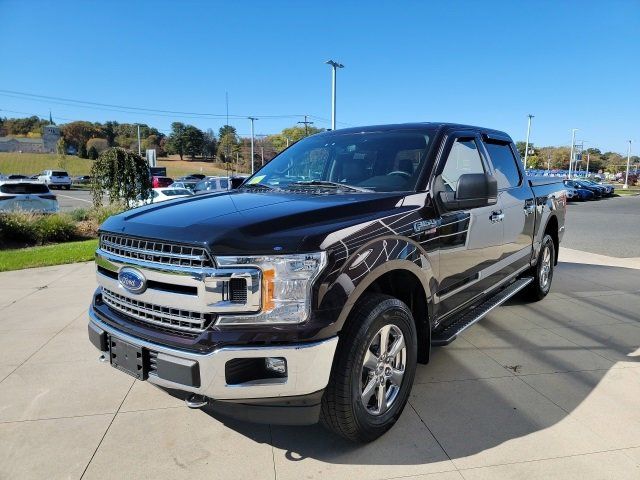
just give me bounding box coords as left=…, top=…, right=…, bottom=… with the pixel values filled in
left=0, top=181, right=59, bottom=213
left=193, top=176, right=230, bottom=194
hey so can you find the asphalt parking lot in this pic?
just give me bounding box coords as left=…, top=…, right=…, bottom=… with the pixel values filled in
left=1, top=195, right=639, bottom=479
left=54, top=188, right=95, bottom=212
left=563, top=193, right=640, bottom=258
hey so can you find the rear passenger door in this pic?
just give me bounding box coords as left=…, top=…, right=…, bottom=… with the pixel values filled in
left=481, top=136, right=535, bottom=279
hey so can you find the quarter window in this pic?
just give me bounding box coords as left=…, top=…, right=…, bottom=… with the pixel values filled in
left=440, top=138, right=485, bottom=192
left=485, top=142, right=521, bottom=189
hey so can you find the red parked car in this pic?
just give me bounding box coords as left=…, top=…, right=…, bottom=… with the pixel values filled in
left=152, top=176, right=173, bottom=188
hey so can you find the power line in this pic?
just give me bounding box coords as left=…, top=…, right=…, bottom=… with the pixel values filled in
left=0, top=89, right=308, bottom=120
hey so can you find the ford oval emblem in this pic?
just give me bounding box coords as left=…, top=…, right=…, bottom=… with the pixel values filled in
left=118, top=267, right=147, bottom=294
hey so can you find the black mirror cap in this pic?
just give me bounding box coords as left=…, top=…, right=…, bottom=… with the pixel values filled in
left=440, top=173, right=498, bottom=210
left=230, top=176, right=246, bottom=189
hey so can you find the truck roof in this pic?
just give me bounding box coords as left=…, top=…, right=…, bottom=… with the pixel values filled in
left=320, top=122, right=511, bottom=139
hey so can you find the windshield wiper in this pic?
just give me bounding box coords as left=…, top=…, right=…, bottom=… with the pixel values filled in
left=284, top=180, right=372, bottom=192
left=240, top=182, right=274, bottom=190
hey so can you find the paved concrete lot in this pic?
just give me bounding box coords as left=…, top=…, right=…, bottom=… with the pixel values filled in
left=563, top=194, right=640, bottom=258
left=1, top=251, right=640, bottom=479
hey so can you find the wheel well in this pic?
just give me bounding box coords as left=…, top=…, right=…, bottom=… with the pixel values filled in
left=363, top=269, right=430, bottom=364
left=544, top=215, right=559, bottom=265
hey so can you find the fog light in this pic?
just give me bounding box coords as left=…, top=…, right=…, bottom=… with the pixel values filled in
left=265, top=357, right=287, bottom=375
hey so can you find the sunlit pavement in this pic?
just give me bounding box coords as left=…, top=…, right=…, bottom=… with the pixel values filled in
left=1, top=250, right=639, bottom=480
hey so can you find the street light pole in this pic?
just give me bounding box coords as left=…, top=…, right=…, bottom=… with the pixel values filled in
left=325, top=60, right=344, bottom=130
left=568, top=128, right=578, bottom=178
left=524, top=114, right=534, bottom=169
left=248, top=117, right=258, bottom=175
left=623, top=140, right=632, bottom=189
left=137, top=124, right=141, bottom=156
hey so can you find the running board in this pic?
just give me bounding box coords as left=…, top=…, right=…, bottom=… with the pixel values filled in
left=431, top=277, right=533, bottom=346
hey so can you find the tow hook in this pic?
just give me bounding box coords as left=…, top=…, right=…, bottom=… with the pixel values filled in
left=185, top=393, right=208, bottom=409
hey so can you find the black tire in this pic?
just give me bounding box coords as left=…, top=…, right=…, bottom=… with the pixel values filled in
left=320, top=293, right=417, bottom=442
left=524, top=234, right=555, bottom=301
left=65, top=185, right=71, bottom=190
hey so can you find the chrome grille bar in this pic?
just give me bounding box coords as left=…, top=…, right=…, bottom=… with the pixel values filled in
left=102, top=288, right=214, bottom=333
left=100, top=233, right=214, bottom=269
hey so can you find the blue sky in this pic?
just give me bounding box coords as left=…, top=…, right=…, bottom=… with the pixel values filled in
left=1, top=0, right=638, bottom=153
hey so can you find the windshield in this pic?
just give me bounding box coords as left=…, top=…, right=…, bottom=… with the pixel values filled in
left=244, top=130, right=432, bottom=192
left=162, top=189, right=192, bottom=196
left=1, top=183, right=50, bottom=194
left=52, top=171, right=68, bottom=176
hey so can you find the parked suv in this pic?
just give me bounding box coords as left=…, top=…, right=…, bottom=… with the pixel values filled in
left=193, top=176, right=230, bottom=194
left=0, top=180, right=58, bottom=213
left=37, top=170, right=71, bottom=190
left=88, top=123, right=565, bottom=442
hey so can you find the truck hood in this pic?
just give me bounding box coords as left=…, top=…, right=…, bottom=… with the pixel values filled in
left=100, top=190, right=415, bottom=255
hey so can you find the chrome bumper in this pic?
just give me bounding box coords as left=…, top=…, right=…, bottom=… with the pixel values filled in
left=88, top=308, right=338, bottom=400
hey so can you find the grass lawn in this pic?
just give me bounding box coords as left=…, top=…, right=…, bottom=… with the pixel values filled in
left=0, top=152, right=240, bottom=179
left=0, top=239, right=98, bottom=272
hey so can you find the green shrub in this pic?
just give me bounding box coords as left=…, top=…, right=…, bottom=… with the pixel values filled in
left=69, top=208, right=90, bottom=222
left=37, top=214, right=77, bottom=243
left=0, top=211, right=78, bottom=246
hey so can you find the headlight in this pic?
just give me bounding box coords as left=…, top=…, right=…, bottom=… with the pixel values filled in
left=215, top=252, right=327, bottom=325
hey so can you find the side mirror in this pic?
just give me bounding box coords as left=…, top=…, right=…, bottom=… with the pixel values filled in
left=439, top=173, right=497, bottom=210
left=229, top=177, right=246, bottom=189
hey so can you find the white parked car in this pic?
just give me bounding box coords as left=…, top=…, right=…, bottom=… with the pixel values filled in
left=0, top=181, right=59, bottom=213
left=134, top=187, right=193, bottom=207
left=37, top=170, right=72, bottom=190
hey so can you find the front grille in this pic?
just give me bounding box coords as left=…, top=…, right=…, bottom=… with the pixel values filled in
left=102, top=288, right=214, bottom=334
left=100, top=233, right=214, bottom=269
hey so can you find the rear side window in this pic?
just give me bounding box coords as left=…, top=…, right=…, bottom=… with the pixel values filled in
left=1, top=183, right=50, bottom=194
left=485, top=143, right=521, bottom=189
left=440, top=138, right=485, bottom=192
left=219, top=179, right=229, bottom=189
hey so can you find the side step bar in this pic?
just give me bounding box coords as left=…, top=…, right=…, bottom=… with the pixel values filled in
left=431, top=277, right=533, bottom=346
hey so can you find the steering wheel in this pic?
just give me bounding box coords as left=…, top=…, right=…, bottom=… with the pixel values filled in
left=387, top=170, right=412, bottom=178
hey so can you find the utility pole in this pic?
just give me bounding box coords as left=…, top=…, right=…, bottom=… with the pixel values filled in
left=524, top=114, right=534, bottom=169
left=137, top=124, right=141, bottom=156
left=586, top=151, right=590, bottom=175
left=547, top=155, right=551, bottom=172
left=248, top=117, right=258, bottom=175
left=623, top=140, right=632, bottom=189
left=325, top=60, right=344, bottom=130
left=298, top=115, right=314, bottom=136
left=568, top=128, right=578, bottom=178
left=261, top=146, right=264, bottom=166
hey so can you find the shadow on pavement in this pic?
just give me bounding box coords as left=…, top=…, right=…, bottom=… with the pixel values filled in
left=177, top=262, right=640, bottom=466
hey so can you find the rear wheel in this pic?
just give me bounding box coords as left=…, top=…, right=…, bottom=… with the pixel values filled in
left=524, top=234, right=555, bottom=301
left=321, top=293, right=417, bottom=442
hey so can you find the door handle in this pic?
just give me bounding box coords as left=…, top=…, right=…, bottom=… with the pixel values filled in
left=490, top=211, right=504, bottom=223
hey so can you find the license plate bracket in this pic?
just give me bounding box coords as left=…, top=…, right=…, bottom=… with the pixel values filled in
left=109, top=336, right=147, bottom=380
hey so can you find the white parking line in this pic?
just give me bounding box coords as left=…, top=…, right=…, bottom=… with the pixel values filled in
left=56, top=193, right=92, bottom=204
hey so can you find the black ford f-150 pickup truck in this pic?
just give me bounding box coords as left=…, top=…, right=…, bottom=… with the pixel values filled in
left=88, top=123, right=565, bottom=441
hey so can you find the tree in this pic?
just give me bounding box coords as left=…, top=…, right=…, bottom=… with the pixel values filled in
left=88, top=145, right=99, bottom=160
left=78, top=142, right=88, bottom=159
left=267, top=125, right=324, bottom=152
left=60, top=121, right=103, bottom=149
left=165, top=122, right=187, bottom=160
left=218, top=125, right=237, bottom=138
left=90, top=147, right=151, bottom=208
left=87, top=138, right=109, bottom=153
left=56, top=138, right=68, bottom=170
left=183, top=126, right=206, bottom=160
left=203, top=129, right=217, bottom=159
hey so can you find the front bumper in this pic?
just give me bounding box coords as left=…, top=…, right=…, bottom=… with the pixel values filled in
left=88, top=307, right=338, bottom=402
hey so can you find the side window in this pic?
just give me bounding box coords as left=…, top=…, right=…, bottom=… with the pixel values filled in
left=485, top=142, right=521, bottom=189
left=440, top=138, right=485, bottom=192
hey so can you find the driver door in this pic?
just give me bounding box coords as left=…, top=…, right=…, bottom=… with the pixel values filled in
left=433, top=133, right=504, bottom=318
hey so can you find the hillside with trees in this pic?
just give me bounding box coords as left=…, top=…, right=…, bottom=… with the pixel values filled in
left=1, top=114, right=637, bottom=174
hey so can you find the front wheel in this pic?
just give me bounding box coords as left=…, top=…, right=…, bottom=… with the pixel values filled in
left=524, top=234, right=555, bottom=301
left=321, top=293, right=417, bottom=442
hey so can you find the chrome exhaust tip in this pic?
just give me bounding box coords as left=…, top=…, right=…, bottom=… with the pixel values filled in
left=185, top=393, right=208, bottom=409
